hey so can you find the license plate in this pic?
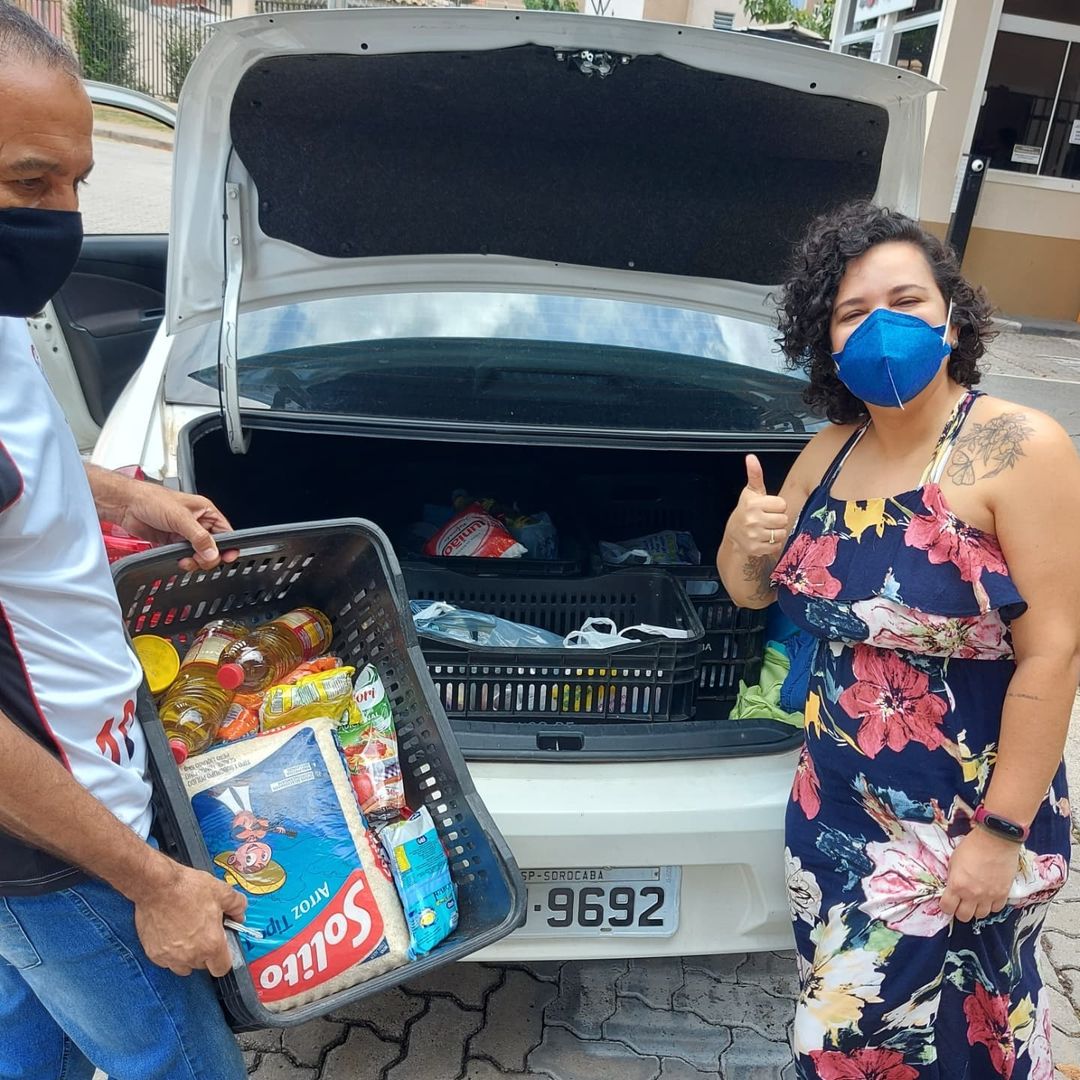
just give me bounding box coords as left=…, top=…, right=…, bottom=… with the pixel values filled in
left=515, top=866, right=680, bottom=937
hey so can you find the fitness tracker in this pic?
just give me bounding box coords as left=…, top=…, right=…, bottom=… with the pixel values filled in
left=973, top=806, right=1029, bottom=844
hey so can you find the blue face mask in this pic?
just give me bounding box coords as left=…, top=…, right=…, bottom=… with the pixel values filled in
left=832, top=302, right=953, bottom=409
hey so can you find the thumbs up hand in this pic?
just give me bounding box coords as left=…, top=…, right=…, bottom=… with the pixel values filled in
left=730, top=454, right=789, bottom=557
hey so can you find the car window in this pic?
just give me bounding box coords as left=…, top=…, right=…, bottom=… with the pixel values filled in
left=82, top=105, right=173, bottom=235
left=166, top=292, right=817, bottom=435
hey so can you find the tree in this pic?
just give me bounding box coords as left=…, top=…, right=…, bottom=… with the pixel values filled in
left=741, top=0, right=835, bottom=38
left=741, top=0, right=796, bottom=23
left=523, top=0, right=580, bottom=10
left=164, top=22, right=208, bottom=101
left=800, top=0, right=835, bottom=37
left=70, top=0, right=140, bottom=88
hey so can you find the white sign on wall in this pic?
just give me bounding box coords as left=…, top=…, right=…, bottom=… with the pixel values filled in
left=1010, top=144, right=1042, bottom=166
left=854, top=0, right=917, bottom=24
left=1070, top=119, right=1080, bottom=146
left=586, top=0, right=645, bottom=17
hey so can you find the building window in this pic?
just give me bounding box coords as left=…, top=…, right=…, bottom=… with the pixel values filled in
left=713, top=11, right=734, bottom=29
left=833, top=0, right=943, bottom=73
left=1002, top=0, right=1080, bottom=26
left=974, top=21, right=1080, bottom=182
left=841, top=39, right=873, bottom=59
left=894, top=21, right=937, bottom=75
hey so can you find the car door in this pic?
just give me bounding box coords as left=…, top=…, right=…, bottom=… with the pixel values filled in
left=28, top=83, right=175, bottom=453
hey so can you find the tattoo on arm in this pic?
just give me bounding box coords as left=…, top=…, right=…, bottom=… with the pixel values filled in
left=1005, top=691, right=1046, bottom=703
left=946, top=413, right=1033, bottom=486
left=743, top=555, right=777, bottom=601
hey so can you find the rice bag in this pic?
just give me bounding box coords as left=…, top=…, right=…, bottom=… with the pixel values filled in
left=181, top=719, right=409, bottom=1012
left=379, top=807, right=458, bottom=959
left=423, top=506, right=527, bottom=559
left=336, top=665, right=405, bottom=821
left=260, top=666, right=356, bottom=732
left=599, top=530, right=701, bottom=567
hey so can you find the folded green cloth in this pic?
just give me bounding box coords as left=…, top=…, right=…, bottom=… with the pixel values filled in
left=729, top=644, right=804, bottom=727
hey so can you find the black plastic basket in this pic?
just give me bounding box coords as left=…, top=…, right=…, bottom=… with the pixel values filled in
left=404, top=567, right=704, bottom=723
left=111, top=519, right=526, bottom=1030
left=579, top=474, right=767, bottom=712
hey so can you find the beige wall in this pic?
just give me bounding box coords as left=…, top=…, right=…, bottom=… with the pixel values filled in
left=678, top=0, right=740, bottom=29
left=919, top=0, right=999, bottom=225
left=962, top=228, right=1080, bottom=321
left=919, top=0, right=1079, bottom=321
left=644, top=0, right=690, bottom=22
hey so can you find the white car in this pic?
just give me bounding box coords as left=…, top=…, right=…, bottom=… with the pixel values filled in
left=59, top=9, right=934, bottom=962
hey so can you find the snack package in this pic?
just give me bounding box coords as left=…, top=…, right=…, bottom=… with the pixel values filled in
left=217, top=701, right=260, bottom=744
left=260, top=666, right=356, bottom=733
left=101, top=520, right=153, bottom=564
left=505, top=511, right=558, bottom=561
left=181, top=719, right=409, bottom=1012
left=423, top=506, right=527, bottom=560
left=336, top=665, right=405, bottom=820
left=599, top=530, right=701, bottom=567
left=379, top=806, right=458, bottom=960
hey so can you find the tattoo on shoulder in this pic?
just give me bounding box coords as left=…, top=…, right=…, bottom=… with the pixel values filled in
left=946, top=412, right=1033, bottom=486
left=743, top=555, right=777, bottom=601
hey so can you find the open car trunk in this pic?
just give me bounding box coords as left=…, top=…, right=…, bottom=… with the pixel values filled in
left=180, top=418, right=804, bottom=762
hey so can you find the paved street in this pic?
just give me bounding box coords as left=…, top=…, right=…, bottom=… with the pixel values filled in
left=82, top=125, right=172, bottom=235
left=79, top=129, right=1080, bottom=1078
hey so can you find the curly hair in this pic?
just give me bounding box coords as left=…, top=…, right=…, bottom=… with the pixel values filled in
left=775, top=200, right=996, bottom=424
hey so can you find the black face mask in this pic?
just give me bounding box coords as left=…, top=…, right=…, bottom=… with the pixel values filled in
left=0, top=207, right=84, bottom=318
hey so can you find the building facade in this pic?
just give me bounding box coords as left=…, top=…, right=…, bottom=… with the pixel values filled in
left=831, top=0, right=1079, bottom=323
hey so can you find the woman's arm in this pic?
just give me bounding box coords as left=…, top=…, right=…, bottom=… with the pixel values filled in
left=717, top=429, right=845, bottom=609
left=980, top=413, right=1080, bottom=825
left=941, top=408, right=1080, bottom=922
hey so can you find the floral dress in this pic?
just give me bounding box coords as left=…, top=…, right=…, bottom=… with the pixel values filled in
left=771, top=391, right=1071, bottom=1080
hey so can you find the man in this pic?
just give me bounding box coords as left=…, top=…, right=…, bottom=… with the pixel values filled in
left=0, top=5, right=248, bottom=1076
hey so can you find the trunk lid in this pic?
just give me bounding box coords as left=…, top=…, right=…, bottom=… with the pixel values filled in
left=168, top=8, right=937, bottom=334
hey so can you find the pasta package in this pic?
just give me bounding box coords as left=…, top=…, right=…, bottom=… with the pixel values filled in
left=180, top=718, right=409, bottom=1012
left=259, top=666, right=356, bottom=732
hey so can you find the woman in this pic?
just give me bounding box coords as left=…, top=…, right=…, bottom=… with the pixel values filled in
left=717, top=201, right=1080, bottom=1079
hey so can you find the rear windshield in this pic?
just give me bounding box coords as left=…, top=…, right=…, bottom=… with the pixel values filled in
left=166, top=291, right=816, bottom=434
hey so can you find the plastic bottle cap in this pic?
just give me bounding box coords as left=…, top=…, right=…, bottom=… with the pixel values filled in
left=132, top=635, right=181, bottom=696
left=169, top=738, right=189, bottom=765
left=217, top=663, right=245, bottom=691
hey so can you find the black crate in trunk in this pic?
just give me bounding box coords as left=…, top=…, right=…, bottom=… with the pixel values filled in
left=580, top=474, right=767, bottom=712
left=404, top=567, right=704, bottom=725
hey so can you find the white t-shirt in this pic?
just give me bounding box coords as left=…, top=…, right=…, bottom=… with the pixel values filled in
left=0, top=316, right=151, bottom=894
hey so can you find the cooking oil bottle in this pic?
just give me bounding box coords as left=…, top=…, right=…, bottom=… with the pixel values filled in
left=161, top=619, right=247, bottom=763
left=217, top=608, right=334, bottom=694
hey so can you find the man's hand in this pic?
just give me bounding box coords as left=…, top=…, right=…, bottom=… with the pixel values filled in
left=131, top=857, right=248, bottom=978
left=85, top=465, right=238, bottom=572
left=940, top=826, right=1022, bottom=923
left=117, top=485, right=239, bottom=573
